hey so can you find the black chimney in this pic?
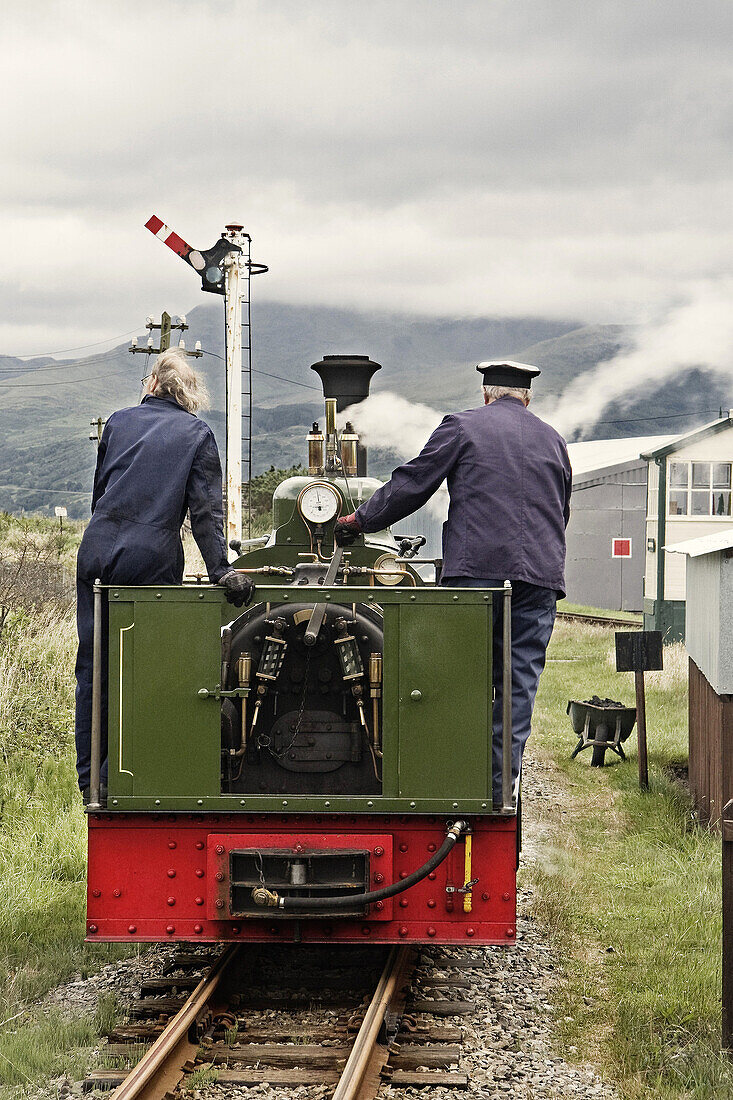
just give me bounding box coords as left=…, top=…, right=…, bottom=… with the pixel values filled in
left=310, top=354, right=381, bottom=476
left=310, top=354, right=381, bottom=412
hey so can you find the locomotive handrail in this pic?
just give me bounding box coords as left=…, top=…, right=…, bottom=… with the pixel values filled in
left=87, top=579, right=104, bottom=812
left=502, top=580, right=513, bottom=814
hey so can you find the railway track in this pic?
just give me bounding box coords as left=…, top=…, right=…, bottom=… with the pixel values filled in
left=556, top=610, right=642, bottom=629
left=85, top=943, right=473, bottom=1098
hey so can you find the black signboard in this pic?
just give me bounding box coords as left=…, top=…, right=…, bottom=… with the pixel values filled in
left=615, top=631, right=664, bottom=673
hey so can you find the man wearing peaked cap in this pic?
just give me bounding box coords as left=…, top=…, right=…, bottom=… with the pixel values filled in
left=336, top=359, right=571, bottom=807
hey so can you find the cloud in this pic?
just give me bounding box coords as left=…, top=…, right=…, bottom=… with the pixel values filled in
left=1, top=0, right=731, bottom=352
left=544, top=279, right=733, bottom=439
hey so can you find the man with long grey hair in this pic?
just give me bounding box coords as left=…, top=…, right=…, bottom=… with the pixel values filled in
left=336, top=360, right=571, bottom=807
left=74, top=348, right=252, bottom=804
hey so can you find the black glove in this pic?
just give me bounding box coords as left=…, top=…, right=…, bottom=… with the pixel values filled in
left=335, top=514, right=362, bottom=547
left=219, top=570, right=255, bottom=608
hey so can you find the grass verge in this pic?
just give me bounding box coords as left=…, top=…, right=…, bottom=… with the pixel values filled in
left=525, top=619, right=732, bottom=1099
left=0, top=606, right=133, bottom=1094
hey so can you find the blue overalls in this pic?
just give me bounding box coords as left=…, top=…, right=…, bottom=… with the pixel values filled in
left=354, top=396, right=572, bottom=798
left=75, top=394, right=230, bottom=791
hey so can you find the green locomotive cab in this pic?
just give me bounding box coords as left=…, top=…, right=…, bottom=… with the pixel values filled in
left=95, top=355, right=515, bottom=818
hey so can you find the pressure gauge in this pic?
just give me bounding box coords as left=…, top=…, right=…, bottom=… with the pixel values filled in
left=297, top=482, right=342, bottom=524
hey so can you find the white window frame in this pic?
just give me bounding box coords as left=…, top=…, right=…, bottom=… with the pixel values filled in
left=667, top=459, right=732, bottom=519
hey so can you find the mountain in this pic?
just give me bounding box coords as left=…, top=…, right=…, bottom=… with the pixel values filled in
left=0, top=302, right=728, bottom=516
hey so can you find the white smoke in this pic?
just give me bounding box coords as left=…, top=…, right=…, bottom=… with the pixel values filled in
left=340, top=391, right=445, bottom=458
left=545, top=280, right=733, bottom=441
left=340, top=392, right=448, bottom=519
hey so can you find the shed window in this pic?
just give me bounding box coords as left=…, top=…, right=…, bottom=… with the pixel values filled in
left=667, top=461, right=732, bottom=517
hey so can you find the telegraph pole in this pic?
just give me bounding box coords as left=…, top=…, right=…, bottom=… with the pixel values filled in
left=129, top=312, right=202, bottom=359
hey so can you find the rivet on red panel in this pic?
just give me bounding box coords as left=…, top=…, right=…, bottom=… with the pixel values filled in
left=92, top=889, right=101, bottom=898
left=195, top=897, right=204, bottom=906
left=399, top=899, right=408, bottom=908
left=427, top=899, right=436, bottom=909
left=466, top=928, right=475, bottom=937
left=167, top=897, right=176, bottom=906
left=195, top=841, right=205, bottom=850
left=506, top=928, right=515, bottom=937
left=128, top=925, right=137, bottom=934
left=196, top=869, right=205, bottom=878
left=399, top=926, right=409, bottom=937
left=427, top=927, right=436, bottom=937
left=166, top=925, right=175, bottom=935
left=194, top=924, right=203, bottom=934
left=167, top=870, right=176, bottom=878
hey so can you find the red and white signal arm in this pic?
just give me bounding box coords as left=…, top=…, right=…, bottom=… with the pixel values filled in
left=612, top=538, right=632, bottom=558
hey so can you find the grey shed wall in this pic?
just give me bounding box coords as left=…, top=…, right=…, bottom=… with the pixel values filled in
left=564, top=459, right=648, bottom=611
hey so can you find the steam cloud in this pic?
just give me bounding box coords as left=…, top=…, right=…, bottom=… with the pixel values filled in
left=340, top=393, right=448, bottom=519
left=340, top=392, right=445, bottom=459
left=544, top=281, right=733, bottom=440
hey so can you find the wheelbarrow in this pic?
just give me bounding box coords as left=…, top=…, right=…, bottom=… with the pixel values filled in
left=567, top=697, right=637, bottom=767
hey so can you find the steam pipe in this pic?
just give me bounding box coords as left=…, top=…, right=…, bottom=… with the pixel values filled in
left=252, top=820, right=468, bottom=910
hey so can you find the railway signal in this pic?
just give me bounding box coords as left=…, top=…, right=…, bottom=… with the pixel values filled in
left=144, top=217, right=268, bottom=546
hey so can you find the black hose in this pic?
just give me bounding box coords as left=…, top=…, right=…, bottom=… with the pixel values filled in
left=274, top=820, right=467, bottom=911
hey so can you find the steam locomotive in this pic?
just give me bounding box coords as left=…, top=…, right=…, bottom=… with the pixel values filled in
left=85, top=355, right=518, bottom=945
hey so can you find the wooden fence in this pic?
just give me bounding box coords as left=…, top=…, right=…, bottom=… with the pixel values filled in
left=689, top=657, right=733, bottom=830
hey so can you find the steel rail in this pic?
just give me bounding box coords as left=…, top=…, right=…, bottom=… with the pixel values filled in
left=332, top=945, right=416, bottom=1100
left=111, top=945, right=239, bottom=1100
left=557, top=611, right=642, bottom=629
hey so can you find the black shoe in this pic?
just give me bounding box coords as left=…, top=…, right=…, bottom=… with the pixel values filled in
left=82, top=784, right=108, bottom=808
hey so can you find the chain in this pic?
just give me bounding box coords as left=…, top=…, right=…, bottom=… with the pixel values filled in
left=268, top=648, right=312, bottom=759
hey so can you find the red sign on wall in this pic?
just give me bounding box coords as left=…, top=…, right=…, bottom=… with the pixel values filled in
left=612, top=538, right=632, bottom=558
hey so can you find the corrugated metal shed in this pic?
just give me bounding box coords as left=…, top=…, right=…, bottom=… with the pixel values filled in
left=563, top=437, right=673, bottom=612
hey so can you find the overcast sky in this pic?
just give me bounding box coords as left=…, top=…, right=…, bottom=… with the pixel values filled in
left=2, top=0, right=731, bottom=356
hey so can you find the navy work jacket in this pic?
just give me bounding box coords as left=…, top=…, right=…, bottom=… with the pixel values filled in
left=354, top=396, right=572, bottom=596
left=77, top=394, right=230, bottom=585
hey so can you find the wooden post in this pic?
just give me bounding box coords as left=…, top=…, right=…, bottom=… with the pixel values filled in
left=615, top=631, right=662, bottom=792
left=723, top=798, right=733, bottom=1050
left=634, top=670, right=649, bottom=790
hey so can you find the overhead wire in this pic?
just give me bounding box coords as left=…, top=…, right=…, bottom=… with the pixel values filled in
left=199, top=348, right=320, bottom=391
left=9, top=328, right=142, bottom=360
left=0, top=482, right=91, bottom=497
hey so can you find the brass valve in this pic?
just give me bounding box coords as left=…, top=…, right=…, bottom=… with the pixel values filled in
left=252, top=886, right=280, bottom=908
